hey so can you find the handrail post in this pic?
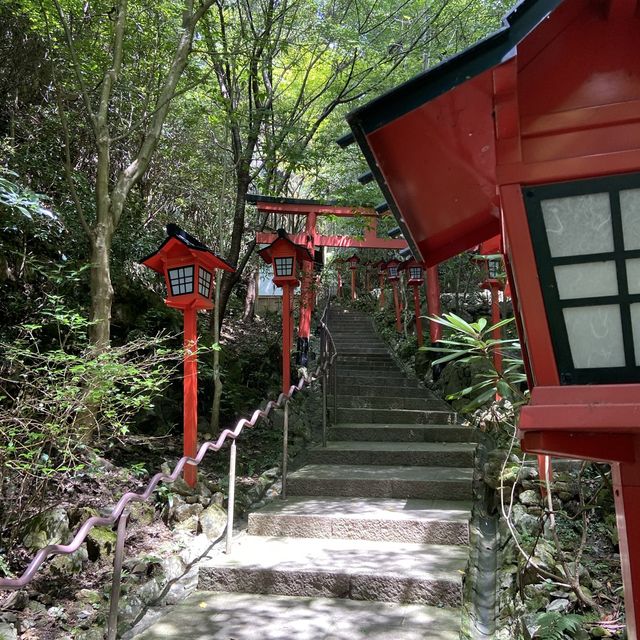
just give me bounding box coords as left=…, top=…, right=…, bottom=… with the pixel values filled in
left=226, top=439, right=237, bottom=554
left=332, top=356, right=338, bottom=426
left=322, top=365, right=328, bottom=447
left=107, top=511, right=129, bottom=640
left=282, top=398, right=289, bottom=499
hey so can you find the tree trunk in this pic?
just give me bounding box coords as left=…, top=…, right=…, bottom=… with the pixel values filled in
left=89, top=222, right=114, bottom=349
left=243, top=267, right=257, bottom=321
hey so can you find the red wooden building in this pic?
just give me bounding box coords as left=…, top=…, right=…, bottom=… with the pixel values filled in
left=344, top=0, right=640, bottom=635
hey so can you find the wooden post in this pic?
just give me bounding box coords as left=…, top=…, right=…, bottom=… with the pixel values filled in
left=379, top=273, right=385, bottom=309
left=490, top=281, right=502, bottom=374
left=282, top=285, right=292, bottom=394
left=412, top=285, right=424, bottom=347
left=183, top=305, right=198, bottom=487
left=426, top=266, right=442, bottom=342
left=392, top=281, right=402, bottom=332
left=351, top=268, right=357, bottom=300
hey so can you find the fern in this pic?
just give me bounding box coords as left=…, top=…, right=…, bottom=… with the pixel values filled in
left=533, top=612, right=585, bottom=639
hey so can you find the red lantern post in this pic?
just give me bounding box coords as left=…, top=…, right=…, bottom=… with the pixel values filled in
left=400, top=259, right=425, bottom=347
left=141, top=225, right=235, bottom=487
left=472, top=242, right=505, bottom=374
left=425, top=266, right=442, bottom=343
left=375, top=261, right=386, bottom=309
left=386, top=258, right=402, bottom=333
left=259, top=230, right=314, bottom=394
left=346, top=254, right=360, bottom=300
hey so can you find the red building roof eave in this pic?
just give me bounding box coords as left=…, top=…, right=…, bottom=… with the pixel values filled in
left=345, top=0, right=564, bottom=266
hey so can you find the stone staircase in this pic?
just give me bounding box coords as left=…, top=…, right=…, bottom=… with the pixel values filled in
left=133, top=306, right=479, bottom=640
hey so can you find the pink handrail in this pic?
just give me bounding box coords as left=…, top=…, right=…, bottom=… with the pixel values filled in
left=0, top=296, right=337, bottom=594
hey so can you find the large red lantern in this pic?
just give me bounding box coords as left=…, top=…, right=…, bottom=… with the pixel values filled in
left=141, top=224, right=235, bottom=486
left=259, top=230, right=314, bottom=394
left=345, top=0, right=640, bottom=633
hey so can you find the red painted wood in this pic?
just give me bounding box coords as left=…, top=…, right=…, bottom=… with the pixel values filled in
left=521, top=431, right=636, bottom=463
left=183, top=306, right=198, bottom=487
left=613, top=458, right=640, bottom=640
left=426, top=267, right=442, bottom=342
left=412, top=285, right=424, bottom=347
left=500, top=184, right=559, bottom=386
left=282, top=285, right=292, bottom=395
left=490, top=281, right=502, bottom=374
left=297, top=213, right=316, bottom=340
left=379, top=273, right=385, bottom=309
left=351, top=269, right=357, bottom=300
left=392, top=282, right=402, bottom=333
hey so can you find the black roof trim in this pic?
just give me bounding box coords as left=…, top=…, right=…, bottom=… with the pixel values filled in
left=139, top=223, right=236, bottom=270
left=246, top=193, right=374, bottom=208
left=357, top=171, right=374, bottom=185
left=336, top=132, right=355, bottom=148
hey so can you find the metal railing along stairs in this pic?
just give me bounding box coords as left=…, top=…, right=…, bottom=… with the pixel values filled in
left=0, top=296, right=338, bottom=640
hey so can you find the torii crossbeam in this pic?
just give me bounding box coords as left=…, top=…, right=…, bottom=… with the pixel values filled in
left=248, top=195, right=408, bottom=363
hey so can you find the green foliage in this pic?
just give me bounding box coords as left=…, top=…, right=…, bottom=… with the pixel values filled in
left=531, top=612, right=587, bottom=639
left=0, top=295, right=179, bottom=543
left=425, top=312, right=527, bottom=411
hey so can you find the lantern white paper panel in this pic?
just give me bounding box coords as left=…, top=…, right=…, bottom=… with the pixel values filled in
left=554, top=262, right=618, bottom=300
left=621, top=188, right=640, bottom=251
left=626, top=258, right=640, bottom=294
left=630, top=304, right=640, bottom=365
left=563, top=305, right=625, bottom=368
left=541, top=193, right=613, bottom=258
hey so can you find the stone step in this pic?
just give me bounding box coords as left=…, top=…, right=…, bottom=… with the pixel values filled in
left=337, top=375, right=422, bottom=388
left=332, top=407, right=457, bottom=424
left=337, top=384, right=435, bottom=398
left=328, top=424, right=477, bottom=443
left=337, top=369, right=416, bottom=380
left=287, top=464, right=473, bottom=500
left=198, top=536, right=467, bottom=607
left=131, top=592, right=462, bottom=640
left=337, top=353, right=397, bottom=361
left=333, top=363, right=401, bottom=373
left=336, top=395, right=449, bottom=410
left=248, top=496, right=471, bottom=545
left=305, top=441, right=476, bottom=467
left=335, top=348, right=391, bottom=356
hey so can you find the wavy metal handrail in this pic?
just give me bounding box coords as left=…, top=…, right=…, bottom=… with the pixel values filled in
left=0, top=295, right=338, bottom=639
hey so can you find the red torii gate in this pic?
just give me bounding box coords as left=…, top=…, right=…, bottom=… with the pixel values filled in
left=248, top=195, right=408, bottom=363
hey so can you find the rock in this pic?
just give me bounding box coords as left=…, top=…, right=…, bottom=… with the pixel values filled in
left=86, top=526, right=118, bottom=560
left=173, top=501, right=203, bottom=523
left=160, top=555, right=186, bottom=583
left=523, top=584, right=548, bottom=612
left=76, top=589, right=102, bottom=605
left=546, top=598, right=571, bottom=613
left=50, top=546, right=88, bottom=574
left=519, top=490, right=540, bottom=506
left=262, top=467, right=280, bottom=480
left=0, top=623, right=17, bottom=640
left=211, top=492, right=225, bottom=507
left=46, top=606, right=65, bottom=619
left=170, top=477, right=196, bottom=497
left=128, top=501, right=156, bottom=526
left=22, top=508, right=70, bottom=550
left=199, top=504, right=227, bottom=541
left=179, top=534, right=211, bottom=566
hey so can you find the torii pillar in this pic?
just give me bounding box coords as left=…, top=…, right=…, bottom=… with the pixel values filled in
left=297, top=212, right=317, bottom=366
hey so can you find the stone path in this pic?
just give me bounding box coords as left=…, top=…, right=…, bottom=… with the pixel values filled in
left=133, top=307, right=478, bottom=640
